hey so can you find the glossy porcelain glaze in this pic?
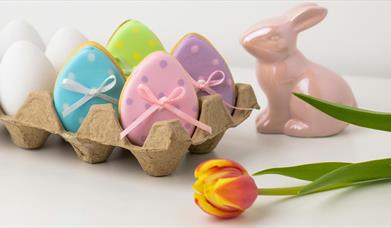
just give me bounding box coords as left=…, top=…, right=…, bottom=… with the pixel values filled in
left=240, top=3, right=357, bottom=137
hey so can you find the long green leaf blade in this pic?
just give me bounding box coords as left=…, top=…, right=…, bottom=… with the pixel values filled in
left=293, top=93, right=391, bottom=132
left=299, top=158, right=391, bottom=195
left=253, top=162, right=351, bottom=181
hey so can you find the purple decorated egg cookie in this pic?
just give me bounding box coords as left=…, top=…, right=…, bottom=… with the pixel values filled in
left=172, top=33, right=236, bottom=113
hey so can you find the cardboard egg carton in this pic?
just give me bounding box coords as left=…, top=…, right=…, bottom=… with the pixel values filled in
left=0, top=83, right=259, bottom=176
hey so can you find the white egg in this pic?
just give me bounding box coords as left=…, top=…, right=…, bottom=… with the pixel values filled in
left=45, top=27, right=88, bottom=72
left=0, top=41, right=56, bottom=116
left=0, top=20, right=45, bottom=59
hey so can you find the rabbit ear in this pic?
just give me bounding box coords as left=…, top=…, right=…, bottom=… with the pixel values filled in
left=288, top=4, right=328, bottom=33
left=285, top=3, right=319, bottom=17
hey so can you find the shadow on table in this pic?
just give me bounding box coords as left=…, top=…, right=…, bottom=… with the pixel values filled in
left=319, top=179, right=391, bottom=208
left=240, top=179, right=391, bottom=224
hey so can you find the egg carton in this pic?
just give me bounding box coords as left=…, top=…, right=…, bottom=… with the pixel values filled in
left=0, top=83, right=259, bottom=176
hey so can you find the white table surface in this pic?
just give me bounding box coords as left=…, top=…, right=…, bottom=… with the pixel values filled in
left=1, top=67, right=391, bottom=227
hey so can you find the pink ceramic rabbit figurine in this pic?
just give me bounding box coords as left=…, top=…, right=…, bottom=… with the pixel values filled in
left=240, top=3, right=357, bottom=137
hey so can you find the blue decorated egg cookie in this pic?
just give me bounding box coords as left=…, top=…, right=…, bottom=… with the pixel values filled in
left=53, top=41, right=126, bottom=132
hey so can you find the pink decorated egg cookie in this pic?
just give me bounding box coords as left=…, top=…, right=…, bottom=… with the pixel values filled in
left=119, top=51, right=203, bottom=146
left=171, top=33, right=236, bottom=113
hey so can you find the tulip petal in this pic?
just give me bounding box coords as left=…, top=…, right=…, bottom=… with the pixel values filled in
left=193, top=167, right=228, bottom=193
left=208, top=177, right=243, bottom=210
left=201, top=173, right=241, bottom=211
left=214, top=175, right=258, bottom=210
left=194, top=167, right=244, bottom=211
left=194, top=193, right=242, bottom=219
left=194, top=165, right=242, bottom=193
left=195, top=159, right=247, bottom=178
left=202, top=169, right=245, bottom=211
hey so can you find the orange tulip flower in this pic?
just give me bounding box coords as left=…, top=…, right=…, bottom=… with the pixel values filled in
left=193, top=159, right=258, bottom=219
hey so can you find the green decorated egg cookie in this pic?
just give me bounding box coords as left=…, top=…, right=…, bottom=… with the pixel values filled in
left=107, top=20, right=164, bottom=77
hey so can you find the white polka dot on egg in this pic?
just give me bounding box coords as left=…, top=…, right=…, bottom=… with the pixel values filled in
left=87, top=53, right=96, bottom=62
left=108, top=69, right=114, bottom=75
left=67, top=72, right=76, bottom=80
left=212, top=58, right=220, bottom=66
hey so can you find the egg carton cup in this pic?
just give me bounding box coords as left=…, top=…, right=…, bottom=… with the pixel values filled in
left=0, top=83, right=259, bottom=176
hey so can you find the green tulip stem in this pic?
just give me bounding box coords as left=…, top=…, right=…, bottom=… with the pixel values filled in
left=257, top=186, right=304, bottom=196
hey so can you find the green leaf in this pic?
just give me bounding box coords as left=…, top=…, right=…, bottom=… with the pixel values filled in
left=299, top=158, right=391, bottom=195
left=259, top=184, right=349, bottom=196
left=293, top=93, right=391, bottom=132
left=253, top=162, right=351, bottom=181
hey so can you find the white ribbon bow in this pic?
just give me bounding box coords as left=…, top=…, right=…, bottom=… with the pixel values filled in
left=61, top=75, right=118, bottom=117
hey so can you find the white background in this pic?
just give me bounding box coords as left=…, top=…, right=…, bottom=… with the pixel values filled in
left=0, top=0, right=390, bottom=77
left=1, top=1, right=391, bottom=227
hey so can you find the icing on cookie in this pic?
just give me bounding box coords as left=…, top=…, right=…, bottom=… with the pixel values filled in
left=107, top=20, right=165, bottom=77
left=53, top=41, right=125, bottom=132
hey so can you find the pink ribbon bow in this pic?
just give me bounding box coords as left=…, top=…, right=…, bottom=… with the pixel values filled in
left=191, top=70, right=254, bottom=111
left=120, top=84, right=212, bottom=139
